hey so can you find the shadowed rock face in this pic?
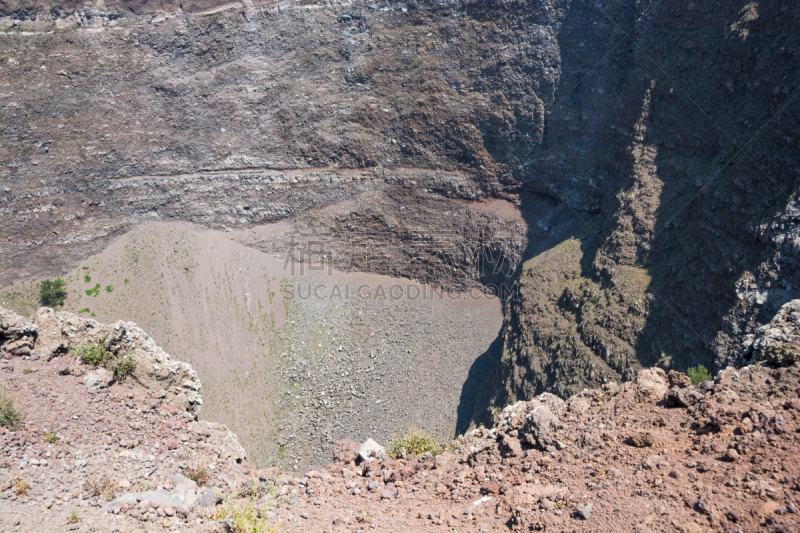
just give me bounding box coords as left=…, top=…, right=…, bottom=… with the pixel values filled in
left=2, top=0, right=800, bottom=409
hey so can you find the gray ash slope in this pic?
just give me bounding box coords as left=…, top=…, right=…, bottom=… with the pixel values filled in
left=274, top=272, right=504, bottom=471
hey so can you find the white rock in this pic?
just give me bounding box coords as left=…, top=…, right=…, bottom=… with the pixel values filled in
left=358, top=438, right=386, bottom=462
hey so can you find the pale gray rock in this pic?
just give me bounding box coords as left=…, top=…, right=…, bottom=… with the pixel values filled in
left=101, top=481, right=197, bottom=514
left=358, top=438, right=386, bottom=463
left=576, top=502, right=592, bottom=520
left=743, top=299, right=800, bottom=364
left=198, top=491, right=223, bottom=508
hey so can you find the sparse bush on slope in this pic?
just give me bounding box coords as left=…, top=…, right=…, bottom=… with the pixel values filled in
left=688, top=365, right=712, bottom=386
left=70, top=341, right=136, bottom=380
left=0, top=387, right=22, bottom=429
left=39, top=278, right=66, bottom=308
left=387, top=428, right=445, bottom=457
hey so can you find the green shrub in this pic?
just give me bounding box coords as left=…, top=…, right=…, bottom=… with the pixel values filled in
left=0, top=387, right=22, bottom=429
left=85, top=284, right=100, bottom=297
left=71, top=341, right=110, bottom=367
left=39, top=278, right=67, bottom=308
left=108, top=355, right=136, bottom=380
left=688, top=365, right=712, bottom=386
left=105, top=285, right=114, bottom=293
left=70, top=341, right=136, bottom=380
left=387, top=429, right=445, bottom=457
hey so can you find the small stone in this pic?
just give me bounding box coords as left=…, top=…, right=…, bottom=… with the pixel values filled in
left=332, top=515, right=350, bottom=525
left=197, top=520, right=233, bottom=533
left=576, top=503, right=592, bottom=520
left=198, top=491, right=223, bottom=508
left=83, top=373, right=104, bottom=390
left=697, top=380, right=715, bottom=393
left=723, top=448, right=739, bottom=462
left=626, top=432, right=655, bottom=448
left=379, top=485, right=398, bottom=499
left=300, top=512, right=309, bottom=519
left=163, top=505, right=175, bottom=517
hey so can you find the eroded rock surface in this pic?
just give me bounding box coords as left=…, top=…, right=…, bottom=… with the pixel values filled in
left=2, top=307, right=202, bottom=415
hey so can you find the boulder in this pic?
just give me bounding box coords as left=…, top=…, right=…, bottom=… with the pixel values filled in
left=667, top=387, right=704, bottom=408
left=743, top=299, right=800, bottom=364
left=84, top=368, right=115, bottom=390
left=626, top=432, right=655, bottom=448
left=188, top=420, right=247, bottom=463
left=523, top=403, right=563, bottom=450
left=358, top=438, right=386, bottom=463
left=101, top=481, right=197, bottom=515
left=603, top=368, right=668, bottom=415
left=0, top=309, right=37, bottom=357
left=33, top=307, right=68, bottom=359
left=333, top=439, right=361, bottom=463
left=497, top=393, right=566, bottom=451
left=668, top=370, right=692, bottom=389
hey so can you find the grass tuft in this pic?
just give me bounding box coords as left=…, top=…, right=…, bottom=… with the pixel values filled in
left=70, top=340, right=136, bottom=380
left=215, top=496, right=280, bottom=533
left=0, top=387, right=22, bottom=429
left=386, top=428, right=445, bottom=457
left=84, top=475, right=116, bottom=501
left=12, top=476, right=30, bottom=496
left=184, top=459, right=210, bottom=486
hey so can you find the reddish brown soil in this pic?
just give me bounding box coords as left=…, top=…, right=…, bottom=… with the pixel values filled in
left=3, top=339, right=799, bottom=532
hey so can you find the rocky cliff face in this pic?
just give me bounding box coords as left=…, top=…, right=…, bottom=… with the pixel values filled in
left=1, top=306, right=204, bottom=414
left=2, top=0, right=799, bottom=412
left=478, top=0, right=800, bottom=410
